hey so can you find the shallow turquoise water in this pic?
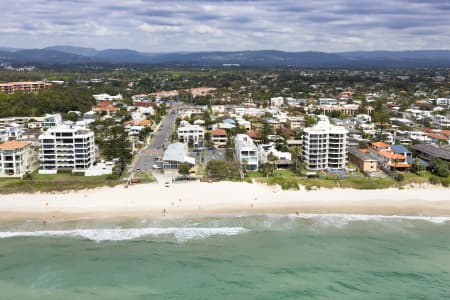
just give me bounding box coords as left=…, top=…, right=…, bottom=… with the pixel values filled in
left=0, top=215, right=449, bottom=299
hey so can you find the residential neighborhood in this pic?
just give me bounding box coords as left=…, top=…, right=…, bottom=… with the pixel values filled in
left=0, top=68, right=449, bottom=189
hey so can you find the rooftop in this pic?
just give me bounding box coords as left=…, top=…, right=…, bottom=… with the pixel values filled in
left=0, top=140, right=32, bottom=150
left=413, top=144, right=450, bottom=161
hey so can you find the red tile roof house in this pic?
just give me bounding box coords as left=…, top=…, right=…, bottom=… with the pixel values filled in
left=211, top=128, right=227, bottom=148
left=368, top=142, right=410, bottom=171
left=92, top=102, right=119, bottom=116
left=0, top=141, right=38, bottom=177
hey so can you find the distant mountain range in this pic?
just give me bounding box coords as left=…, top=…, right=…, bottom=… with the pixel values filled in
left=1, top=46, right=450, bottom=67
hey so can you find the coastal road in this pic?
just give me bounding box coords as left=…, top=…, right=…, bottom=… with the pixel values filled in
left=133, top=107, right=179, bottom=173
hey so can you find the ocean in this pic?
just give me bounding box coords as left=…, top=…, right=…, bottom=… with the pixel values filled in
left=0, top=214, right=449, bottom=299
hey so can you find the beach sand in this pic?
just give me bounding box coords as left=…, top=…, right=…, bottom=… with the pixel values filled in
left=1, top=181, right=450, bottom=222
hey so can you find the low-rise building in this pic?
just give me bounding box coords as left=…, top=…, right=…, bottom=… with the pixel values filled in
left=42, top=113, right=62, bottom=128
left=0, top=140, right=38, bottom=177
left=348, top=148, right=378, bottom=173
left=162, top=142, right=196, bottom=169
left=234, top=134, right=258, bottom=171
left=177, top=124, right=205, bottom=146
left=93, top=93, right=123, bottom=102
left=286, top=116, right=305, bottom=130
left=0, top=81, right=52, bottom=94
left=432, top=114, right=450, bottom=129
left=258, top=143, right=292, bottom=165
left=368, top=142, right=410, bottom=171
left=211, top=129, right=227, bottom=148
left=412, top=144, right=450, bottom=163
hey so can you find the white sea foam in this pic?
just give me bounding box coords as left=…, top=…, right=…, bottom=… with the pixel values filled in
left=0, top=227, right=250, bottom=242
left=288, top=213, right=450, bottom=225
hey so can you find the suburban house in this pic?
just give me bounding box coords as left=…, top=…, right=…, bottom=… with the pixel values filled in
left=0, top=140, right=38, bottom=177
left=258, top=143, right=292, bottom=169
left=234, top=134, right=259, bottom=171
left=210, top=128, right=227, bottom=148
left=368, top=142, right=410, bottom=171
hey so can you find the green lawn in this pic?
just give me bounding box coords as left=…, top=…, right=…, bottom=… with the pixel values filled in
left=0, top=172, right=123, bottom=194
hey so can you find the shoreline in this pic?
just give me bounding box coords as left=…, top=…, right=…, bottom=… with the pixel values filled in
left=1, top=181, right=450, bottom=222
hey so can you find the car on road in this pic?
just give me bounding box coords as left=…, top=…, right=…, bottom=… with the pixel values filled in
left=135, top=168, right=141, bottom=173
left=152, top=164, right=162, bottom=169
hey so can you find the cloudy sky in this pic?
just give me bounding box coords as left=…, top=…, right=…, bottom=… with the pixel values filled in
left=1, top=0, right=449, bottom=52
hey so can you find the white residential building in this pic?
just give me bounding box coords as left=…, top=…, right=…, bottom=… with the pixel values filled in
left=270, top=97, right=284, bottom=107
left=435, top=98, right=450, bottom=107
left=234, top=134, right=258, bottom=171
left=93, top=93, right=123, bottom=101
left=258, top=143, right=292, bottom=164
left=318, top=98, right=338, bottom=105
left=177, top=124, right=205, bottom=146
left=432, top=114, right=450, bottom=129
left=0, top=140, right=38, bottom=177
left=38, top=125, right=96, bottom=174
left=42, top=113, right=62, bottom=128
left=302, top=120, right=348, bottom=170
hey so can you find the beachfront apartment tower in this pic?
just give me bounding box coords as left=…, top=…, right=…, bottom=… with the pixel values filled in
left=234, top=134, right=258, bottom=171
left=302, top=120, right=348, bottom=170
left=38, top=125, right=95, bottom=174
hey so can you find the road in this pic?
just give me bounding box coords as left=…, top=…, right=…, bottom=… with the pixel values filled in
left=133, top=108, right=179, bottom=172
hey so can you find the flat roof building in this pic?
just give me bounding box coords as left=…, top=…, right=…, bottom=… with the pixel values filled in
left=38, top=125, right=95, bottom=174
left=412, top=144, right=450, bottom=162
left=302, top=121, right=348, bottom=170
left=234, top=134, right=258, bottom=171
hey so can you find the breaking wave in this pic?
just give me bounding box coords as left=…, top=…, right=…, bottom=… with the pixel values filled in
left=0, top=227, right=249, bottom=242
left=289, top=214, right=450, bottom=224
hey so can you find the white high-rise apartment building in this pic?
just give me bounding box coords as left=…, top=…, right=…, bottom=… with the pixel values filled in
left=234, top=134, right=258, bottom=171
left=39, top=125, right=95, bottom=174
left=302, top=121, right=348, bottom=170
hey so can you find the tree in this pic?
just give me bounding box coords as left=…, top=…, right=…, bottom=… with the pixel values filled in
left=205, top=160, right=240, bottom=178
left=97, top=124, right=132, bottom=176
left=431, top=159, right=450, bottom=178
left=411, top=158, right=426, bottom=176
left=261, top=162, right=274, bottom=177
left=178, top=162, right=191, bottom=176
left=304, top=114, right=317, bottom=128
left=261, top=121, right=273, bottom=144
left=64, top=112, right=78, bottom=122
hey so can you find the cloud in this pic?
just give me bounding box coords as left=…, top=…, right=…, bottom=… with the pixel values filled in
left=0, top=0, right=448, bottom=52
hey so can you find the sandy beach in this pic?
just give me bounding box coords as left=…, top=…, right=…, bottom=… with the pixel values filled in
left=0, top=181, right=450, bottom=221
